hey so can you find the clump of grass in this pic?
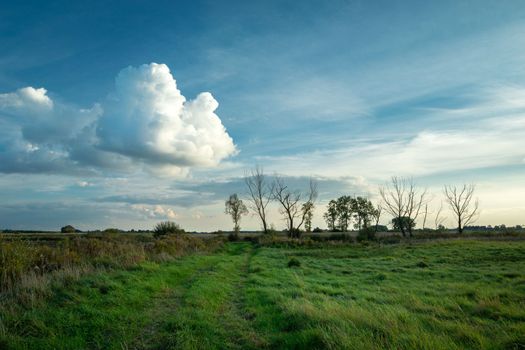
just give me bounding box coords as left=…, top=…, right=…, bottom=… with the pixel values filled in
left=416, top=261, right=429, bottom=268
left=288, top=257, right=301, bottom=268
left=374, top=272, right=387, bottom=281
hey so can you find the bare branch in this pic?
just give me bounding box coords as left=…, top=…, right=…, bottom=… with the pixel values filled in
left=434, top=201, right=446, bottom=230
left=443, top=184, right=479, bottom=233
left=244, top=166, right=273, bottom=233
left=272, top=176, right=318, bottom=238
left=379, top=176, right=427, bottom=237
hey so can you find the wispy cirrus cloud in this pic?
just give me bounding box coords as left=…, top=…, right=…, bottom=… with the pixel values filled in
left=256, top=85, right=525, bottom=180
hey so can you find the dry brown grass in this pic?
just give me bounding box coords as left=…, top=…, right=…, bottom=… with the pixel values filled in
left=0, top=233, right=224, bottom=296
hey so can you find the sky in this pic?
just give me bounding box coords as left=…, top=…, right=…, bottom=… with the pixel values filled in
left=1, top=0, right=524, bottom=231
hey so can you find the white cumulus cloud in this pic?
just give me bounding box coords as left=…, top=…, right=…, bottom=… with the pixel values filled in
left=97, top=63, right=237, bottom=174
left=0, top=87, right=53, bottom=110
left=130, top=204, right=178, bottom=220
left=0, top=63, right=237, bottom=176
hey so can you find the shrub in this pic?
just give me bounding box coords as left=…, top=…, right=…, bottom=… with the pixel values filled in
left=265, top=227, right=279, bottom=236
left=153, top=221, right=185, bottom=238
left=0, top=240, right=36, bottom=291
left=328, top=233, right=353, bottom=242
left=61, top=225, right=76, bottom=233
left=380, top=236, right=402, bottom=244
left=228, top=232, right=239, bottom=241
left=103, top=228, right=120, bottom=234
left=357, top=227, right=376, bottom=242
left=312, top=227, right=323, bottom=233
left=288, top=257, right=301, bottom=268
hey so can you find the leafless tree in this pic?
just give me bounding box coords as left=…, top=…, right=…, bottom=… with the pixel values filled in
left=434, top=201, right=446, bottom=230
left=244, top=166, right=274, bottom=233
left=272, top=176, right=318, bottom=238
left=422, top=203, right=430, bottom=230
left=379, top=176, right=428, bottom=237
left=443, top=184, right=479, bottom=233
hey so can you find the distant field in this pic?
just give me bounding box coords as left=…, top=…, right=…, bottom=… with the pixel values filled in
left=1, top=239, right=524, bottom=349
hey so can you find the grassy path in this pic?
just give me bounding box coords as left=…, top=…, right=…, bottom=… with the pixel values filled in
left=131, top=242, right=265, bottom=349
left=1, top=243, right=259, bottom=350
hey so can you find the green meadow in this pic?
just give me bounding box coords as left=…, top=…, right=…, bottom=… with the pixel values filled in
left=1, top=239, right=524, bottom=349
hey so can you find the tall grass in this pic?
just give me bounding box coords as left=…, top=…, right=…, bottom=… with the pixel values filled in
left=0, top=234, right=224, bottom=296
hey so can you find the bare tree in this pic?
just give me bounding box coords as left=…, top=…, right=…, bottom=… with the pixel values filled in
left=379, top=176, right=428, bottom=237
left=434, top=201, right=446, bottom=230
left=244, top=166, right=274, bottom=233
left=225, top=194, right=248, bottom=233
left=272, top=176, right=317, bottom=238
left=443, top=184, right=479, bottom=234
left=422, top=204, right=430, bottom=230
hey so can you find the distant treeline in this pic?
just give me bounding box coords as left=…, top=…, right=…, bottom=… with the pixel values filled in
left=463, top=225, right=524, bottom=231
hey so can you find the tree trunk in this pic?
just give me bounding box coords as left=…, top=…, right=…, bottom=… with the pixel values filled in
left=288, top=215, right=294, bottom=238
left=398, top=216, right=406, bottom=237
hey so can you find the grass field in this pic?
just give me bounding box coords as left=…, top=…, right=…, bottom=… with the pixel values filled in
left=1, top=239, right=524, bottom=349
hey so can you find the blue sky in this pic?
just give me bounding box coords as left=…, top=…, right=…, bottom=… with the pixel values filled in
left=1, top=0, right=525, bottom=231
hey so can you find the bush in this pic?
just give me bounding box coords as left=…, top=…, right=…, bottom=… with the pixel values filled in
left=153, top=221, right=185, bottom=238
left=327, top=233, right=354, bottom=242
left=103, top=228, right=120, bottom=234
left=228, top=232, right=239, bottom=241
left=265, top=227, right=279, bottom=236
left=287, top=228, right=303, bottom=238
left=357, top=227, right=376, bottom=242
left=288, top=257, right=301, bottom=268
left=312, top=227, right=323, bottom=233
left=380, top=236, right=402, bottom=244
left=61, top=225, right=76, bottom=233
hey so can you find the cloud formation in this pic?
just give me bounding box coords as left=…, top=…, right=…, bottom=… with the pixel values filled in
left=97, top=63, right=236, bottom=174
left=256, top=85, right=525, bottom=180
left=0, top=63, right=237, bottom=176
left=130, top=204, right=178, bottom=220
left=0, top=86, right=102, bottom=174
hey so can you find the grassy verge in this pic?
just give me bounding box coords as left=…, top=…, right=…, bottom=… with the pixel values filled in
left=1, top=240, right=524, bottom=349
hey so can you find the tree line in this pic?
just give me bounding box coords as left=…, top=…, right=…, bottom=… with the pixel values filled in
left=225, top=167, right=479, bottom=238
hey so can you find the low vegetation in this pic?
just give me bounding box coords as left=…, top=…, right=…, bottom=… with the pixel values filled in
left=1, top=237, right=524, bottom=349
left=153, top=221, right=185, bottom=238
left=0, top=233, right=222, bottom=295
